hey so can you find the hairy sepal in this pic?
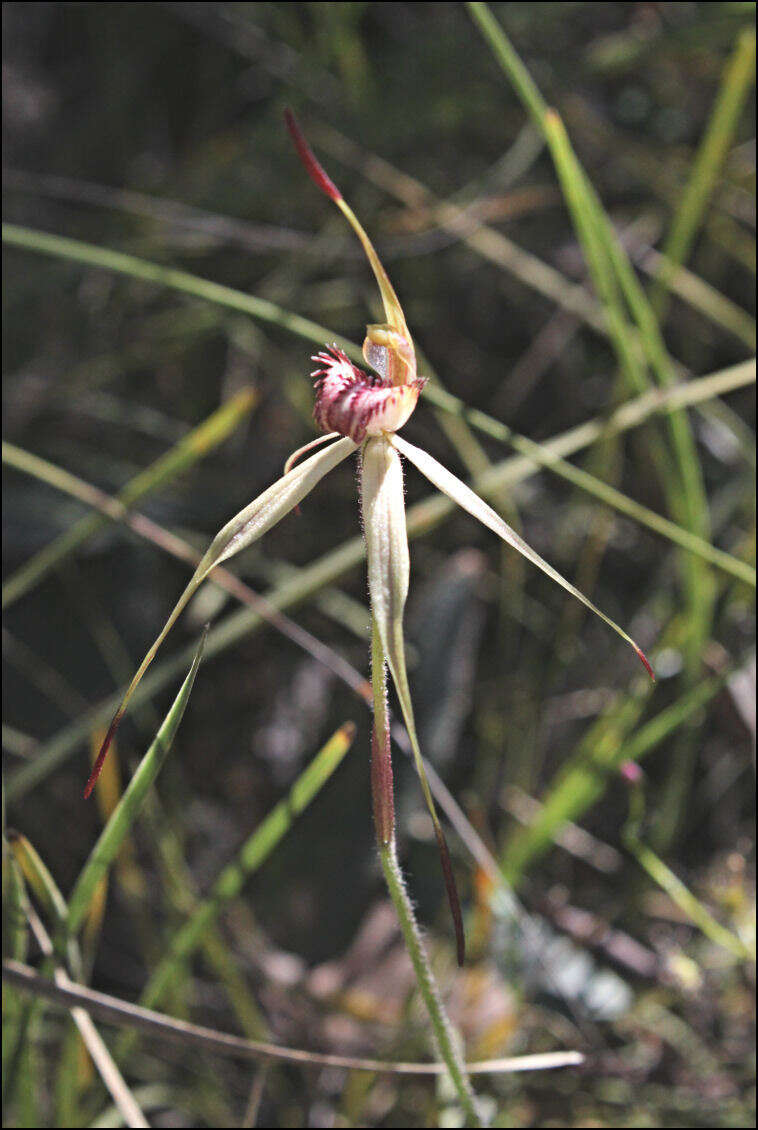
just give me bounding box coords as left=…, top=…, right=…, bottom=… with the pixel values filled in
left=391, top=433, right=653, bottom=679
left=361, top=436, right=465, bottom=963
left=86, top=436, right=356, bottom=797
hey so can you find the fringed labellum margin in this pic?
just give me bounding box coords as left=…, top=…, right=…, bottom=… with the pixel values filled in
left=312, top=347, right=425, bottom=444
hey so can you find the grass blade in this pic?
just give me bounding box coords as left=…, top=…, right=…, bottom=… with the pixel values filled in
left=1, top=222, right=339, bottom=355
left=500, top=673, right=726, bottom=885
left=8, top=833, right=69, bottom=935
left=25, top=892, right=149, bottom=1127
left=66, top=629, right=208, bottom=936
left=3, top=386, right=259, bottom=610
left=3, top=220, right=749, bottom=558
left=466, top=0, right=732, bottom=850
left=84, top=436, right=355, bottom=798
left=623, top=778, right=753, bottom=960
left=127, top=723, right=355, bottom=1020
left=651, top=28, right=756, bottom=319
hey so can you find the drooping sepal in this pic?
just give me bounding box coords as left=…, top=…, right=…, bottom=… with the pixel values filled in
left=391, top=433, right=654, bottom=680
left=85, top=435, right=357, bottom=797
left=361, top=435, right=465, bottom=964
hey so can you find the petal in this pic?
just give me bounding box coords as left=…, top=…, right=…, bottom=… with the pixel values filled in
left=361, top=436, right=465, bottom=963
left=283, top=431, right=341, bottom=475
left=86, top=435, right=356, bottom=797
left=392, top=433, right=653, bottom=679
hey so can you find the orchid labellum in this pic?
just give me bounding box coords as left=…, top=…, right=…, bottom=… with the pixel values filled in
left=86, top=112, right=653, bottom=965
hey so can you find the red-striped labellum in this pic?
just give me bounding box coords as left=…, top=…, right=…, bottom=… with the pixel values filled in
left=312, top=347, right=425, bottom=443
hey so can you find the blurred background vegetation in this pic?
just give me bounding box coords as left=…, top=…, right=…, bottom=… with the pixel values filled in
left=2, top=2, right=756, bottom=1127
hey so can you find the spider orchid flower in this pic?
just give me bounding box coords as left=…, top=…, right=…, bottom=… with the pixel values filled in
left=86, top=113, right=653, bottom=966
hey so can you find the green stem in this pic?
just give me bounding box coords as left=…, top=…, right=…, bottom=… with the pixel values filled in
left=370, top=617, right=481, bottom=1123
left=623, top=782, right=753, bottom=960
left=651, top=28, right=756, bottom=320
left=378, top=841, right=483, bottom=1127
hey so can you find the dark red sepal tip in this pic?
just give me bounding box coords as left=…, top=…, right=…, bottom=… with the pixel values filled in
left=83, top=710, right=122, bottom=799
left=435, top=825, right=466, bottom=967
left=635, top=646, right=655, bottom=682
left=284, top=109, right=342, bottom=203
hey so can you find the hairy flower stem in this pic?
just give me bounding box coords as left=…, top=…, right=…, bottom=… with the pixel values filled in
left=378, top=842, right=483, bottom=1126
left=370, top=619, right=394, bottom=846
left=370, top=621, right=482, bottom=1126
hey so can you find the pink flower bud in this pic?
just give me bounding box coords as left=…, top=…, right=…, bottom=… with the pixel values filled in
left=619, top=760, right=644, bottom=784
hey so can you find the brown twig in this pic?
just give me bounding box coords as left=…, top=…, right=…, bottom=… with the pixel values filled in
left=3, top=959, right=584, bottom=1078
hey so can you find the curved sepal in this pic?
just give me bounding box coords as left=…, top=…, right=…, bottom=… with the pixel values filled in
left=391, top=433, right=654, bottom=679
left=85, top=436, right=357, bottom=798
